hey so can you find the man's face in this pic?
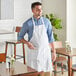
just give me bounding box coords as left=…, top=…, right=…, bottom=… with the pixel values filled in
left=32, top=5, right=42, bottom=17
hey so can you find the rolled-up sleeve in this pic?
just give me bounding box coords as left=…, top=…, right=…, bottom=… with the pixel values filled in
left=47, top=20, right=55, bottom=43
left=18, top=22, right=28, bottom=40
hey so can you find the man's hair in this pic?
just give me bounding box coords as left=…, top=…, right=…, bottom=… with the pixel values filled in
left=31, top=2, right=42, bottom=9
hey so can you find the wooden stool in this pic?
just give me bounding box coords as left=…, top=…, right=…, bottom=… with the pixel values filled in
left=5, top=26, right=26, bottom=64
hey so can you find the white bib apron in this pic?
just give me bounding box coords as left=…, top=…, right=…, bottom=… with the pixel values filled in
left=27, top=17, right=53, bottom=72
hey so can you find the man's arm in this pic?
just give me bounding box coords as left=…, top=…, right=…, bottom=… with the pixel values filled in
left=46, top=19, right=56, bottom=62
left=49, top=42, right=56, bottom=62
left=18, top=22, right=35, bottom=49
left=19, top=38, right=35, bottom=49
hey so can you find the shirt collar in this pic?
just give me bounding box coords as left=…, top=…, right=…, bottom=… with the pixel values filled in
left=33, top=16, right=42, bottom=21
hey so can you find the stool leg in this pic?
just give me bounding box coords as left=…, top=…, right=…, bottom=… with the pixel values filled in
left=22, top=43, right=26, bottom=64
left=5, top=43, right=8, bottom=57
left=14, top=44, right=16, bottom=59
left=61, top=63, right=64, bottom=74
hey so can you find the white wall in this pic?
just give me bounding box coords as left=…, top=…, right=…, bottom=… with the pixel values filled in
left=14, top=0, right=41, bottom=25
left=42, top=0, right=66, bottom=46
left=1, top=0, right=14, bottom=19
left=67, top=0, right=76, bottom=48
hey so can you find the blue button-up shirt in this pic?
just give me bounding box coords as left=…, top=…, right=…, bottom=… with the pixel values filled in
left=18, top=17, right=54, bottom=43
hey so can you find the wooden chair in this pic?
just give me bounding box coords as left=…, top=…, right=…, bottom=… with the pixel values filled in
left=71, top=67, right=76, bottom=76
left=5, top=26, right=26, bottom=64
left=53, top=41, right=67, bottom=76
left=0, top=53, right=6, bottom=63
left=12, top=71, right=44, bottom=76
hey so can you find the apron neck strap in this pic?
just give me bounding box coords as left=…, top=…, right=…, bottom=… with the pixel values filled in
left=32, top=17, right=35, bottom=27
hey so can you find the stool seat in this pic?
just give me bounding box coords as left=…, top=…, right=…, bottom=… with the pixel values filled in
left=6, top=40, right=22, bottom=44
left=0, top=53, right=6, bottom=62
left=56, top=57, right=67, bottom=62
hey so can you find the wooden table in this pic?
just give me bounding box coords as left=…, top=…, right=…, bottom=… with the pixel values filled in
left=0, top=61, right=36, bottom=76
left=56, top=48, right=76, bottom=76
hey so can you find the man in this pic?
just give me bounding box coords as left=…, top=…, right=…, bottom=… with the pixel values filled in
left=18, top=2, right=56, bottom=76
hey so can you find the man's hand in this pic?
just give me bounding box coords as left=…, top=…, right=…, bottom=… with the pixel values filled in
left=27, top=42, right=35, bottom=49
left=19, top=39, right=35, bottom=50
left=52, top=52, right=56, bottom=62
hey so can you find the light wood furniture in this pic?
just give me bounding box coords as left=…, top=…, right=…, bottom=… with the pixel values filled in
left=56, top=48, right=76, bottom=76
left=0, top=61, right=38, bottom=76
left=53, top=41, right=67, bottom=76
left=0, top=53, right=6, bottom=62
left=5, top=26, right=26, bottom=64
left=12, top=71, right=44, bottom=76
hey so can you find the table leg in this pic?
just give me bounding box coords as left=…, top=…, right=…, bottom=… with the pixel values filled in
left=68, top=56, right=72, bottom=76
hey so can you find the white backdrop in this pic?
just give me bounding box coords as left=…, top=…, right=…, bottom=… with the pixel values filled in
left=1, top=0, right=14, bottom=19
